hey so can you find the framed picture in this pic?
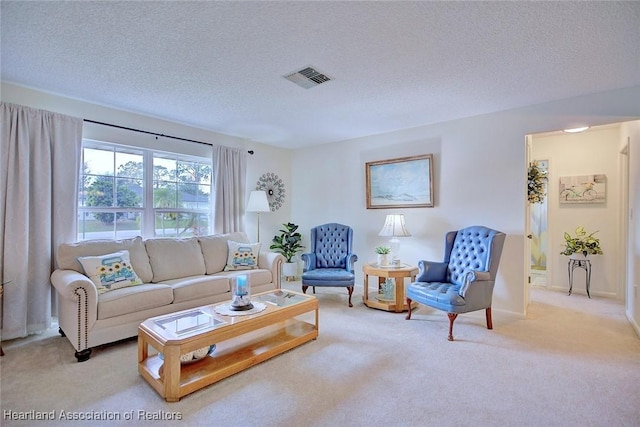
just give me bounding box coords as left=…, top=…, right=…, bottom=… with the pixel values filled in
left=559, top=174, right=606, bottom=204
left=366, top=154, right=434, bottom=209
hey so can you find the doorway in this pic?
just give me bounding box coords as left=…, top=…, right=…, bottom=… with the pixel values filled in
left=526, top=121, right=633, bottom=304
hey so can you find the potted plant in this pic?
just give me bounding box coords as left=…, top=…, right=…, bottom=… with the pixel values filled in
left=270, top=222, right=304, bottom=278
left=561, top=226, right=603, bottom=258
left=375, top=245, right=391, bottom=266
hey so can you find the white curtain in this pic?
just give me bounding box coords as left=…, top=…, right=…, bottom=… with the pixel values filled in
left=0, top=103, right=82, bottom=339
left=212, top=145, right=247, bottom=234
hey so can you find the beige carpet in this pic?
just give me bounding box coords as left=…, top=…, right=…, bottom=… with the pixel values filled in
left=1, top=283, right=639, bottom=427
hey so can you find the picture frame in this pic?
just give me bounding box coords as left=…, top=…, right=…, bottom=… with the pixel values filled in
left=366, top=154, right=434, bottom=209
left=559, top=174, right=606, bottom=204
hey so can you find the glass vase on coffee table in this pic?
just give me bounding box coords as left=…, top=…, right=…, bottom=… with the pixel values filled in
left=230, top=275, right=254, bottom=311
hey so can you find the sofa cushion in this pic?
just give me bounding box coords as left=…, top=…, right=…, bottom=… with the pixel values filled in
left=77, top=250, right=143, bottom=294
left=224, top=241, right=261, bottom=271
left=145, top=238, right=206, bottom=282
left=161, top=275, right=231, bottom=304
left=214, top=269, right=273, bottom=287
left=97, top=284, right=174, bottom=320
left=57, top=236, right=153, bottom=283
left=199, top=232, right=249, bottom=274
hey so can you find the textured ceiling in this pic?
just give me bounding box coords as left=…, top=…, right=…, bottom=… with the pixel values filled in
left=2, top=1, right=639, bottom=149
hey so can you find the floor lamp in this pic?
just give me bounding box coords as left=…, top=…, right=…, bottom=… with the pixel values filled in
left=247, top=190, right=270, bottom=242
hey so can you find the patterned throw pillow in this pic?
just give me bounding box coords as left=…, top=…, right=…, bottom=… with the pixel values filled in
left=224, top=241, right=261, bottom=271
left=77, top=250, right=143, bottom=294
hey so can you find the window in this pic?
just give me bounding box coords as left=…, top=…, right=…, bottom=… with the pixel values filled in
left=78, top=140, right=212, bottom=241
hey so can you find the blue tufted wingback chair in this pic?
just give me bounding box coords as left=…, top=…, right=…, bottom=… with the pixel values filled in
left=405, top=225, right=505, bottom=341
left=301, top=223, right=358, bottom=307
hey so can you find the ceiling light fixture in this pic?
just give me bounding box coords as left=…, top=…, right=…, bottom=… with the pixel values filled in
left=563, top=126, right=590, bottom=133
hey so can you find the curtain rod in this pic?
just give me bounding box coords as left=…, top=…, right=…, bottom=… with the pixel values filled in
left=83, top=119, right=254, bottom=155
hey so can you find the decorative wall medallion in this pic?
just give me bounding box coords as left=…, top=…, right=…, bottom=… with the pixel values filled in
left=256, top=172, right=285, bottom=211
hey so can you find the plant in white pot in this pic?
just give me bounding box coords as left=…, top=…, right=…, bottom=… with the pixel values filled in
left=270, top=222, right=304, bottom=279
left=561, top=226, right=603, bottom=259
left=375, top=246, right=391, bottom=266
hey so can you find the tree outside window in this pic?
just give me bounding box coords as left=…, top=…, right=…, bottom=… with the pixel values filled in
left=78, top=142, right=211, bottom=241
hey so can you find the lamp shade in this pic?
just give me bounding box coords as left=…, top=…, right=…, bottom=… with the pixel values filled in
left=247, top=190, right=270, bottom=212
left=378, top=214, right=411, bottom=237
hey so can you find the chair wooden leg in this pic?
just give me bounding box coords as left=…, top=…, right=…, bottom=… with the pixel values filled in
left=302, top=285, right=308, bottom=294
left=347, top=286, right=353, bottom=307
left=447, top=313, right=458, bottom=341
left=405, top=298, right=413, bottom=320
left=485, top=307, right=493, bottom=330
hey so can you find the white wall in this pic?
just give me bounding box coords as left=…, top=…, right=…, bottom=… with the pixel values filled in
left=4, top=81, right=640, bottom=326
left=532, top=126, right=622, bottom=298
left=292, top=86, right=640, bottom=318
left=245, top=150, right=293, bottom=245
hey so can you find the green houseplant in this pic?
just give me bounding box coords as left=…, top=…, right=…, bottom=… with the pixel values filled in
left=561, top=226, right=603, bottom=257
left=374, top=246, right=391, bottom=255
left=375, top=246, right=391, bottom=266
left=270, top=223, right=304, bottom=278
left=270, top=222, right=304, bottom=262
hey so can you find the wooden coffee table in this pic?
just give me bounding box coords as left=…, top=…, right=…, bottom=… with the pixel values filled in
left=138, top=289, right=318, bottom=402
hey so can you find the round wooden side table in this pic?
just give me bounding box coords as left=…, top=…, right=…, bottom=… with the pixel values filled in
left=362, top=263, right=418, bottom=312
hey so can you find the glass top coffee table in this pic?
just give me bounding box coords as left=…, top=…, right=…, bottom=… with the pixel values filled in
left=138, top=289, right=318, bottom=402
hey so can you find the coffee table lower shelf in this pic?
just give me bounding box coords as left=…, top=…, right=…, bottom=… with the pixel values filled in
left=139, top=318, right=317, bottom=402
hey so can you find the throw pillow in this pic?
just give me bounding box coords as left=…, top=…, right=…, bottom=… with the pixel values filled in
left=224, top=241, right=261, bottom=271
left=78, top=250, right=143, bottom=294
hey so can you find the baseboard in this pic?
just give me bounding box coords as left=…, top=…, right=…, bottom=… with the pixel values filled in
left=546, top=284, right=618, bottom=300
left=627, top=309, right=640, bottom=338
left=492, top=307, right=526, bottom=320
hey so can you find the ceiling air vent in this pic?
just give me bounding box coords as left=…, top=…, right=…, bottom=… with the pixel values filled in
left=283, top=66, right=332, bottom=89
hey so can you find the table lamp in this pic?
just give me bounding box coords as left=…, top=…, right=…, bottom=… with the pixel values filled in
left=246, top=190, right=270, bottom=242
left=378, top=214, right=411, bottom=265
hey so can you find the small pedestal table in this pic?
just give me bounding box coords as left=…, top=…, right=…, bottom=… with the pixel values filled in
left=362, top=263, right=418, bottom=313
left=568, top=258, right=591, bottom=298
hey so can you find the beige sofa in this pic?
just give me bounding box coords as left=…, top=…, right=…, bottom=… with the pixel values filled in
left=50, top=232, right=284, bottom=361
